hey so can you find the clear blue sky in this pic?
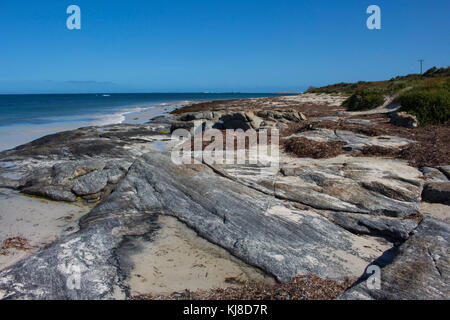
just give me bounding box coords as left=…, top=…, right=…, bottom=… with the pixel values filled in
left=1, top=0, right=449, bottom=93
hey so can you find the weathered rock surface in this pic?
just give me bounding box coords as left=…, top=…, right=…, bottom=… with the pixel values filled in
left=212, top=155, right=422, bottom=217
left=327, top=212, right=418, bottom=242
left=83, top=152, right=389, bottom=283
left=0, top=122, right=170, bottom=161
left=0, top=123, right=171, bottom=203
left=421, top=167, right=449, bottom=182
left=339, top=217, right=449, bottom=300
left=22, top=185, right=78, bottom=202
left=438, top=165, right=450, bottom=180
left=287, top=128, right=414, bottom=151
left=72, top=169, right=109, bottom=196
left=1, top=159, right=131, bottom=203
left=0, top=152, right=392, bottom=299
left=422, top=182, right=450, bottom=205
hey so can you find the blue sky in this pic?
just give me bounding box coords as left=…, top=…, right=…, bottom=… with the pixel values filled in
left=0, top=0, right=449, bottom=93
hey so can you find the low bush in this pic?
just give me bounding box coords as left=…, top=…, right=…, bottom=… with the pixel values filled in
left=398, top=88, right=450, bottom=126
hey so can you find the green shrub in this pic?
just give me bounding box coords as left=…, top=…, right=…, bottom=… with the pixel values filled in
left=342, top=89, right=386, bottom=111
left=399, top=88, right=450, bottom=126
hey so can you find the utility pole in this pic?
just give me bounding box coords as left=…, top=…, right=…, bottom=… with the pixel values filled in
left=418, top=59, right=424, bottom=75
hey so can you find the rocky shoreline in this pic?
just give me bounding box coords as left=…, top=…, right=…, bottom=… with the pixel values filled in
left=0, top=94, right=448, bottom=300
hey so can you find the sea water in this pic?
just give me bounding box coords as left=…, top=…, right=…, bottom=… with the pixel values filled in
left=0, top=93, right=281, bottom=151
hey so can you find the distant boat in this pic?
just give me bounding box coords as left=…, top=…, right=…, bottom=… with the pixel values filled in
left=102, top=94, right=111, bottom=97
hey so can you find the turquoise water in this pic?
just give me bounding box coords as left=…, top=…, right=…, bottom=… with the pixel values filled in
left=0, top=93, right=282, bottom=151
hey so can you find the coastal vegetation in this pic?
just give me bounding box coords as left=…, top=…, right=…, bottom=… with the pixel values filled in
left=306, top=66, right=450, bottom=125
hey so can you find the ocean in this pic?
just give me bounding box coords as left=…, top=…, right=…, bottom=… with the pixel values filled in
left=0, top=93, right=282, bottom=151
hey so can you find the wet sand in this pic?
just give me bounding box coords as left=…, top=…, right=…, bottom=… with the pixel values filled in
left=0, top=188, right=91, bottom=270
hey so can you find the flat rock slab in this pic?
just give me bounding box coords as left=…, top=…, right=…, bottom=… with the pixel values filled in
left=339, top=217, right=450, bottom=300
left=213, top=155, right=422, bottom=217
left=289, top=128, right=414, bottom=151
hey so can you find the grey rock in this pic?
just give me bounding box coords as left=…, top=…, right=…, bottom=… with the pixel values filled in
left=0, top=221, right=148, bottom=299
left=289, top=128, right=414, bottom=151
left=438, top=165, right=450, bottom=180
left=170, top=121, right=195, bottom=133
left=389, top=111, right=418, bottom=128
left=52, top=160, right=105, bottom=185
left=81, top=152, right=385, bottom=283
left=0, top=152, right=391, bottom=300
left=244, top=112, right=264, bottom=129
left=106, top=168, right=126, bottom=184
left=420, top=167, right=448, bottom=182
left=21, top=185, right=77, bottom=202
left=339, top=217, right=449, bottom=300
left=0, top=122, right=168, bottom=160
left=328, top=212, right=419, bottom=241
left=217, top=157, right=422, bottom=217
left=72, top=170, right=109, bottom=196
left=422, top=182, right=450, bottom=205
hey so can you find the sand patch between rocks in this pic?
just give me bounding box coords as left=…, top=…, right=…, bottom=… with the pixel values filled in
left=0, top=188, right=91, bottom=270
left=127, top=215, right=275, bottom=296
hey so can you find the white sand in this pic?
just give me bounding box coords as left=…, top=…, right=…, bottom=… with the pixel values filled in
left=0, top=188, right=91, bottom=270
left=420, top=202, right=450, bottom=222
left=127, top=215, right=275, bottom=296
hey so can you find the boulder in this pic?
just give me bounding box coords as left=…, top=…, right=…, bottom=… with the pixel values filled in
left=389, top=111, right=418, bottom=128
left=72, top=170, right=109, bottom=196
left=420, top=167, right=448, bottom=182
left=170, top=121, right=194, bottom=133
left=422, top=182, right=450, bottom=205
left=438, top=165, right=450, bottom=180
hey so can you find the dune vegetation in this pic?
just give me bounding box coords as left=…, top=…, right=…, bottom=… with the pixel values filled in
left=306, top=67, right=450, bottom=125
